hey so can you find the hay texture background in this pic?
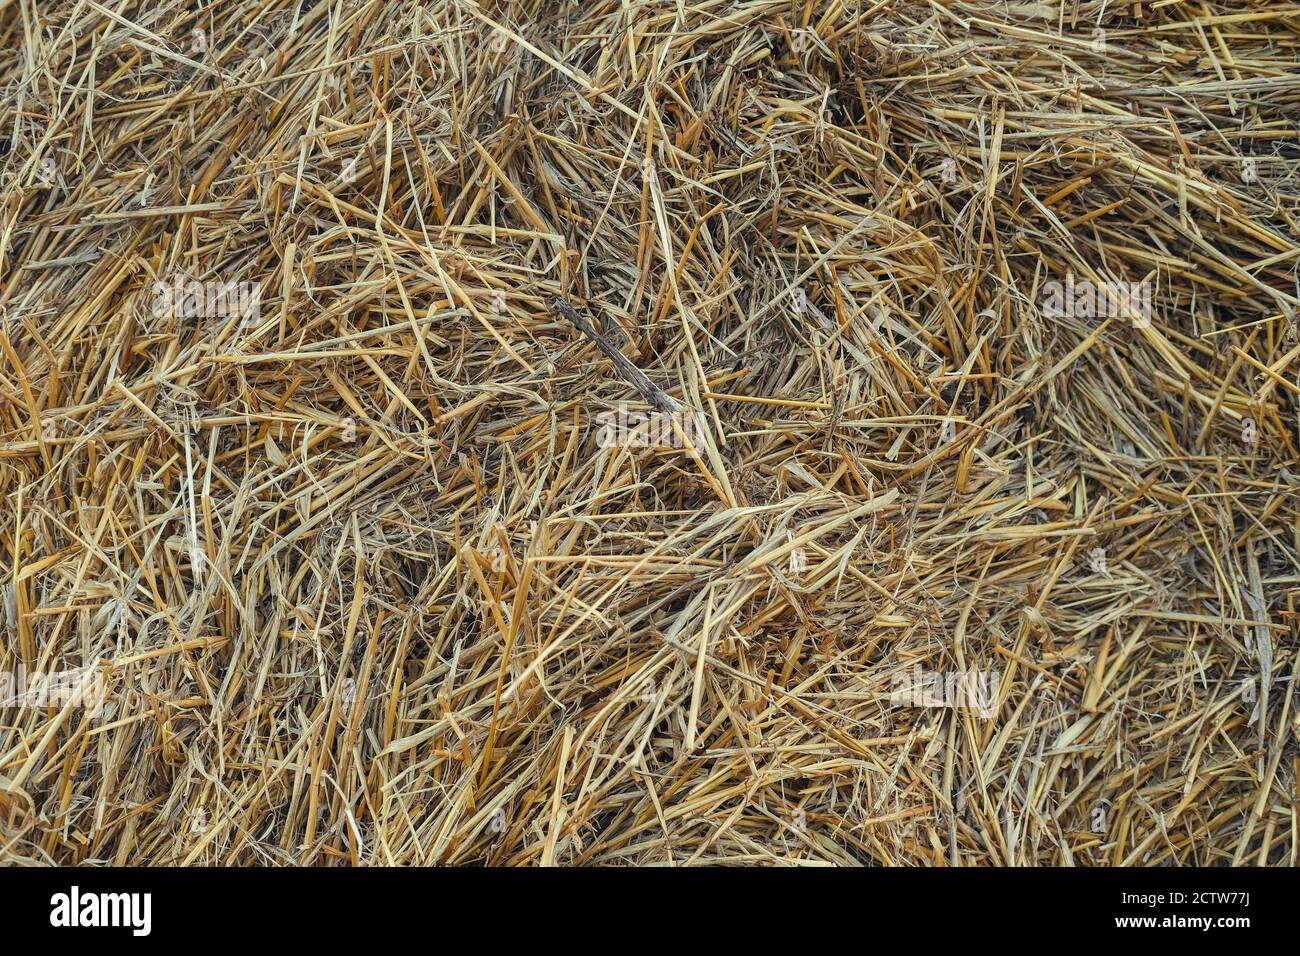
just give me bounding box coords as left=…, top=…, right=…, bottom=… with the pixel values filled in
left=1, top=0, right=1298, bottom=866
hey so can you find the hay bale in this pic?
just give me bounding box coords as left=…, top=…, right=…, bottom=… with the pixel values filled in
left=0, top=0, right=1296, bottom=865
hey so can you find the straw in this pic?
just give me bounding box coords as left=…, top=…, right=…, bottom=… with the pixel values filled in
left=0, top=0, right=1296, bottom=866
